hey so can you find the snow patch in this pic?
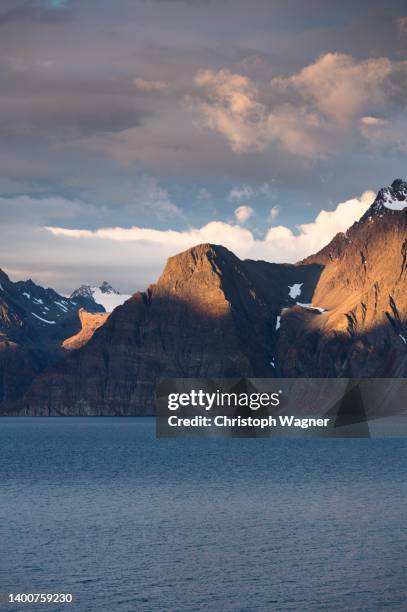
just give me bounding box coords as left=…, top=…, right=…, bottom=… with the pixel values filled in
left=55, top=300, right=69, bottom=312
left=70, top=283, right=130, bottom=313
left=91, top=288, right=131, bottom=313
left=382, top=188, right=407, bottom=211
left=22, top=292, right=30, bottom=299
left=275, top=316, right=281, bottom=330
left=288, top=283, right=303, bottom=299
left=296, top=303, right=327, bottom=314
left=33, top=297, right=43, bottom=304
left=31, top=312, right=56, bottom=325
left=399, top=334, right=407, bottom=345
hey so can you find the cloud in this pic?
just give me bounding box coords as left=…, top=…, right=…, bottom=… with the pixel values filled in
left=359, top=115, right=407, bottom=152
left=133, top=78, right=170, bottom=92
left=45, top=220, right=253, bottom=249
left=0, top=177, right=183, bottom=229
left=268, top=205, right=280, bottom=221
left=193, top=68, right=267, bottom=153
left=360, top=116, right=387, bottom=126
left=234, top=205, right=254, bottom=223
left=229, top=185, right=255, bottom=201
left=228, top=183, right=271, bottom=201
left=271, top=53, right=396, bottom=126
left=193, top=54, right=407, bottom=157
left=128, top=176, right=182, bottom=219
left=0, top=194, right=93, bottom=225
left=38, top=190, right=375, bottom=292
left=261, top=190, right=375, bottom=261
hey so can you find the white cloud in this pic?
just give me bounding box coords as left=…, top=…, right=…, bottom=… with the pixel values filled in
left=360, top=116, right=387, bottom=126
left=45, top=221, right=253, bottom=252
left=260, top=190, right=375, bottom=261
left=234, top=205, right=254, bottom=223
left=43, top=190, right=375, bottom=288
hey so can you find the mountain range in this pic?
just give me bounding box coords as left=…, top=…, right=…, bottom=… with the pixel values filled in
left=0, top=277, right=117, bottom=402
left=0, top=179, right=406, bottom=415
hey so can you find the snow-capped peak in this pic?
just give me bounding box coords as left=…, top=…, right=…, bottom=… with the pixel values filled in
left=70, top=284, right=94, bottom=300
left=70, top=282, right=131, bottom=313
left=363, top=179, right=407, bottom=219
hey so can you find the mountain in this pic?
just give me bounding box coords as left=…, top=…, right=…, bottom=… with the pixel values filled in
left=7, top=244, right=321, bottom=415
left=0, top=269, right=45, bottom=402
left=15, top=278, right=105, bottom=334
left=1, top=178, right=406, bottom=416
left=280, top=178, right=407, bottom=377
left=70, top=281, right=131, bottom=312
left=0, top=272, right=104, bottom=402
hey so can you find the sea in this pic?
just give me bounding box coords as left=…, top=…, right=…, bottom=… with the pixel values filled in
left=0, top=417, right=406, bottom=611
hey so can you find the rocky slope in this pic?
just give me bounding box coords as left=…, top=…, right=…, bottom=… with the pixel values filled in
left=62, top=309, right=110, bottom=351
left=278, top=179, right=407, bottom=377
left=6, top=245, right=321, bottom=415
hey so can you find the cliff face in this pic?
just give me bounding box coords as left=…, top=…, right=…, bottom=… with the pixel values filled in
left=10, top=244, right=321, bottom=415
left=278, top=180, right=407, bottom=377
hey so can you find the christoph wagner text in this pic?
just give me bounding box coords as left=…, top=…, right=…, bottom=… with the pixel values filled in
left=168, top=390, right=281, bottom=411
left=168, top=416, right=330, bottom=429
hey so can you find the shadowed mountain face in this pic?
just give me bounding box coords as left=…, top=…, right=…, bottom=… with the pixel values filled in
left=0, top=272, right=105, bottom=402
left=1, top=179, right=406, bottom=416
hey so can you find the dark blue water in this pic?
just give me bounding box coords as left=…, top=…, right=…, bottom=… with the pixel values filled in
left=0, top=418, right=406, bottom=611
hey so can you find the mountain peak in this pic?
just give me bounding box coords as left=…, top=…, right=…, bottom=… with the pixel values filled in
left=99, top=281, right=119, bottom=295
left=391, top=178, right=407, bottom=193
left=361, top=178, right=407, bottom=221
left=158, top=243, right=239, bottom=288
left=301, top=178, right=407, bottom=266
left=170, top=243, right=232, bottom=260
left=70, top=282, right=130, bottom=313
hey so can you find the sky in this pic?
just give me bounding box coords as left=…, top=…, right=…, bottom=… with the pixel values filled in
left=0, top=0, right=406, bottom=293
